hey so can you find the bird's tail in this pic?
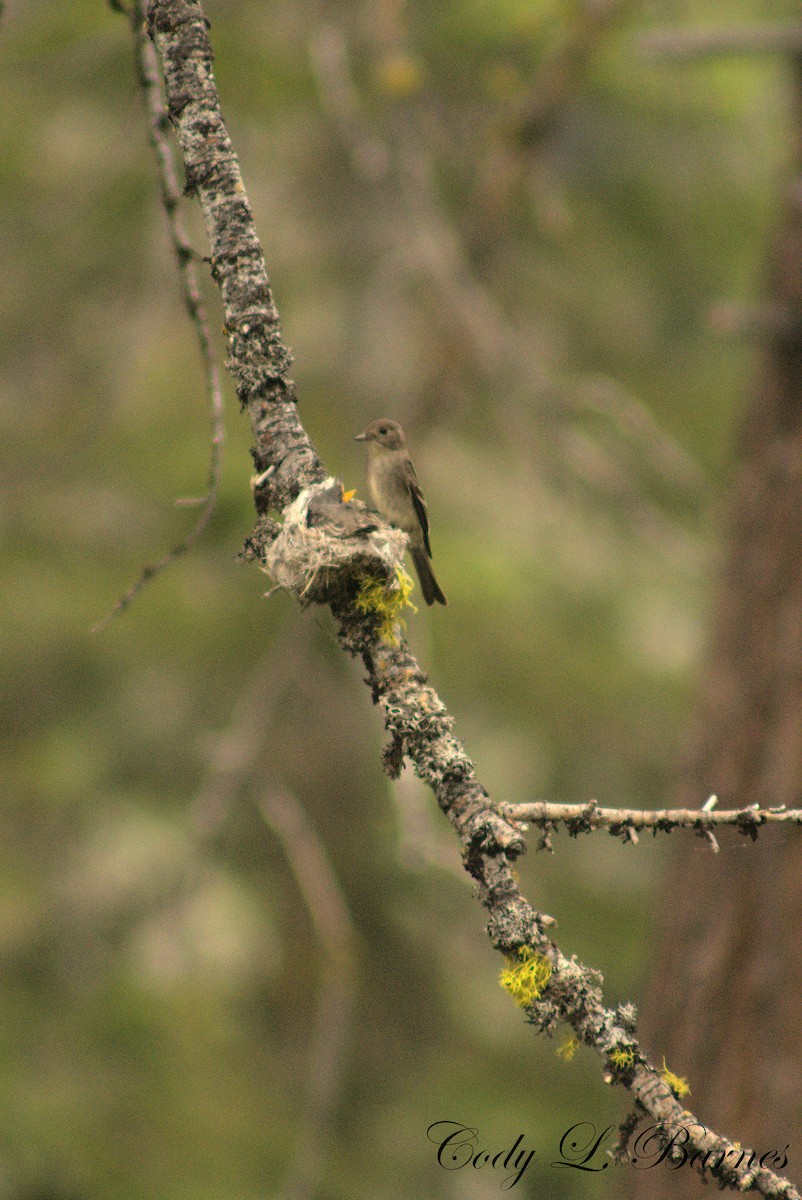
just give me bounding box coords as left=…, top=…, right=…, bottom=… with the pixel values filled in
left=411, top=547, right=447, bottom=606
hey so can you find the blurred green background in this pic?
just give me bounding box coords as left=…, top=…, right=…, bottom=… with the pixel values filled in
left=0, top=1, right=796, bottom=1197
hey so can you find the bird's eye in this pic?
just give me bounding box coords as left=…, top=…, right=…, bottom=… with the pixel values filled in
left=379, top=426, right=388, bottom=435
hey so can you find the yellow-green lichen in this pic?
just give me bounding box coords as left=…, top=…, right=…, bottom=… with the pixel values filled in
left=659, top=1058, right=691, bottom=1098
left=499, top=947, right=552, bottom=1008
left=355, top=567, right=417, bottom=644
left=609, top=1045, right=635, bottom=1069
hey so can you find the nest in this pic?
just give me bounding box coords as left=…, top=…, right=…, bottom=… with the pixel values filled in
left=263, top=477, right=408, bottom=606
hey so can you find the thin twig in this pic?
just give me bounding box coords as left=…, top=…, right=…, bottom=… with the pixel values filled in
left=500, top=796, right=802, bottom=852
left=93, top=2, right=225, bottom=633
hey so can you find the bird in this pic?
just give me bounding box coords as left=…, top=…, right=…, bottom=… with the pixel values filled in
left=355, top=418, right=447, bottom=606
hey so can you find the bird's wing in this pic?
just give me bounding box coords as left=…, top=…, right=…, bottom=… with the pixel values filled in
left=404, top=458, right=432, bottom=557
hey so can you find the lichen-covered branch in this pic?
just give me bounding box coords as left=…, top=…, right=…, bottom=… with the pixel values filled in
left=136, top=4, right=801, bottom=1196
left=146, top=0, right=324, bottom=512
left=502, top=797, right=802, bottom=853
left=134, top=10, right=224, bottom=508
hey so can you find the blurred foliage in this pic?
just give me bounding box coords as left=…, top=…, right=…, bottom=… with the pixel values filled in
left=0, top=0, right=798, bottom=1197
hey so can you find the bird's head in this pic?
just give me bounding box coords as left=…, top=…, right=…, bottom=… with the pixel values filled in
left=355, top=418, right=406, bottom=452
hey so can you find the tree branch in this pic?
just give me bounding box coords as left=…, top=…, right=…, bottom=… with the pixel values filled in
left=502, top=797, right=802, bottom=852
left=146, top=0, right=323, bottom=513
left=136, top=4, right=802, bottom=1196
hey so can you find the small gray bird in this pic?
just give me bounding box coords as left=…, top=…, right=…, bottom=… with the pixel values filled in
left=355, top=418, right=447, bottom=606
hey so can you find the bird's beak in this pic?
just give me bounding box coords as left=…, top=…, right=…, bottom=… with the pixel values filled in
left=354, top=432, right=368, bottom=442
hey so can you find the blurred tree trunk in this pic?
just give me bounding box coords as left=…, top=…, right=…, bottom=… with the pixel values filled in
left=631, top=58, right=802, bottom=1199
